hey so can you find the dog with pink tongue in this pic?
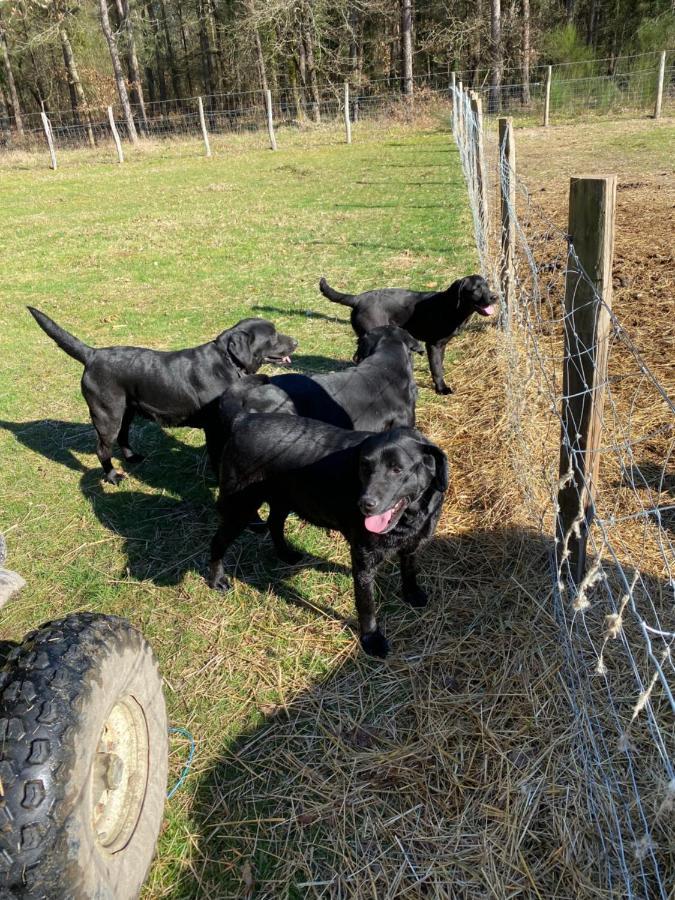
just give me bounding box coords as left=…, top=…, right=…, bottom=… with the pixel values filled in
left=209, top=412, right=448, bottom=658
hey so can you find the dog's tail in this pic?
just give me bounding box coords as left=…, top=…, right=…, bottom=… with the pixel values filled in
left=319, top=277, right=357, bottom=307
left=27, top=307, right=93, bottom=365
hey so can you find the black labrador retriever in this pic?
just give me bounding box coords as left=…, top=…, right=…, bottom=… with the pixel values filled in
left=217, top=325, right=421, bottom=460
left=208, top=412, right=448, bottom=658
left=28, top=307, right=297, bottom=484
left=319, top=274, right=497, bottom=395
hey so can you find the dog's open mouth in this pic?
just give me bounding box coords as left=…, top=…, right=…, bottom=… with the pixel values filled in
left=265, top=354, right=293, bottom=365
left=475, top=304, right=495, bottom=317
left=364, top=498, right=408, bottom=534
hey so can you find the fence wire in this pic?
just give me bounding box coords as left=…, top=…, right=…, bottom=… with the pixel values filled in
left=0, top=49, right=673, bottom=166
left=452, top=85, right=674, bottom=897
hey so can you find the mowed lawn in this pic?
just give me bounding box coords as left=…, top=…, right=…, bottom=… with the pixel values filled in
left=0, top=123, right=476, bottom=895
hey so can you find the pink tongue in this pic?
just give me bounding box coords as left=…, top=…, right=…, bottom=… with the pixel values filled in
left=478, top=304, right=495, bottom=316
left=364, top=507, right=395, bottom=534
left=282, top=355, right=291, bottom=363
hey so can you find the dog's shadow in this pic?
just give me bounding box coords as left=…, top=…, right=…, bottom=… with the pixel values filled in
left=81, top=477, right=351, bottom=623
left=0, top=418, right=98, bottom=475
left=1, top=416, right=350, bottom=620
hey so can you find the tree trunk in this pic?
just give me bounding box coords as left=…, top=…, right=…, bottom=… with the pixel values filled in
left=0, top=19, right=24, bottom=135
left=176, top=0, right=194, bottom=97
left=146, top=0, right=168, bottom=103
left=99, top=0, right=138, bottom=142
left=158, top=0, right=182, bottom=100
left=197, top=0, right=215, bottom=98
left=301, top=2, right=320, bottom=123
left=206, top=0, right=225, bottom=97
left=468, top=0, right=483, bottom=87
left=489, top=0, right=502, bottom=113
left=58, top=21, right=96, bottom=146
left=245, top=0, right=269, bottom=93
left=20, top=4, right=50, bottom=115
left=586, top=0, right=598, bottom=46
left=400, top=0, right=413, bottom=96
left=117, top=0, right=149, bottom=130
left=0, top=83, right=11, bottom=138
left=521, top=0, right=530, bottom=105
left=566, top=0, right=575, bottom=25
left=389, top=16, right=399, bottom=88
left=348, top=5, right=363, bottom=121
left=288, top=60, right=302, bottom=118
left=294, top=29, right=308, bottom=118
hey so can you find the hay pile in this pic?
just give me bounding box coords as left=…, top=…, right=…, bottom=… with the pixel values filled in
left=172, top=322, right=650, bottom=898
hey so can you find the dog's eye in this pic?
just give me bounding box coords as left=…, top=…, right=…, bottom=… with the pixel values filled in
left=391, top=465, right=402, bottom=475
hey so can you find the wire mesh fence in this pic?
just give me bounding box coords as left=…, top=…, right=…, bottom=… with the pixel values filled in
left=0, top=50, right=672, bottom=167
left=452, top=83, right=674, bottom=897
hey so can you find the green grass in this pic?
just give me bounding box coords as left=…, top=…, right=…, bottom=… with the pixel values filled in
left=0, top=121, right=475, bottom=895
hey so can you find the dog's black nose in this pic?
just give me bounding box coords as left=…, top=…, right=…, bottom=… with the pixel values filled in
left=360, top=496, right=378, bottom=513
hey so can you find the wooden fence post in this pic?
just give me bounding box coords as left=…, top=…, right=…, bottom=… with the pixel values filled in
left=543, top=65, right=552, bottom=127
left=265, top=89, right=277, bottom=151
left=498, top=117, right=516, bottom=320
left=450, top=71, right=456, bottom=134
left=344, top=81, right=352, bottom=144
left=457, top=80, right=464, bottom=143
left=654, top=50, right=666, bottom=119
left=557, top=175, right=617, bottom=584
left=108, top=106, right=124, bottom=163
left=41, top=111, right=57, bottom=170
left=470, top=92, right=489, bottom=253
left=198, top=96, right=211, bottom=157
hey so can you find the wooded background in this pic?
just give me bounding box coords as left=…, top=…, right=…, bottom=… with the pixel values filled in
left=0, top=0, right=673, bottom=135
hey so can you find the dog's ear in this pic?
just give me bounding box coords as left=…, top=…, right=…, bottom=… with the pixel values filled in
left=419, top=441, right=449, bottom=494
left=354, top=331, right=376, bottom=364
left=227, top=331, right=255, bottom=372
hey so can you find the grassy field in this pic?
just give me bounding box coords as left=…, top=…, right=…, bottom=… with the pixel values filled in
left=2, top=115, right=671, bottom=898
left=0, top=121, right=478, bottom=895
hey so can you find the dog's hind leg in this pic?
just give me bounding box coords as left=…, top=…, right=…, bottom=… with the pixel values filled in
left=399, top=548, right=428, bottom=608
left=426, top=342, right=452, bottom=395
left=350, top=546, right=389, bottom=658
left=117, top=407, right=144, bottom=464
left=267, top=505, right=303, bottom=565
left=87, top=404, right=126, bottom=485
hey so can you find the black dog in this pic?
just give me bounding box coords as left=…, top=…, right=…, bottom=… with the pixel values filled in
left=224, top=325, right=421, bottom=435
left=319, top=274, right=497, bottom=395
left=28, top=307, right=297, bottom=484
left=208, top=413, right=448, bottom=657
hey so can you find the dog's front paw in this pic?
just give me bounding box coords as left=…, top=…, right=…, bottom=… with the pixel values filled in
left=105, top=470, right=126, bottom=486
left=361, top=629, right=390, bottom=659
left=403, top=587, right=429, bottom=608
left=123, top=452, right=145, bottom=465
left=208, top=573, right=232, bottom=592
left=435, top=383, right=453, bottom=396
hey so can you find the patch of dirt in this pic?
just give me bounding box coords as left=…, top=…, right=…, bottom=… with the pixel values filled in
left=515, top=118, right=675, bottom=393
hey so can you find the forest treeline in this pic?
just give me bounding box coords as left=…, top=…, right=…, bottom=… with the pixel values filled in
left=0, top=0, right=673, bottom=136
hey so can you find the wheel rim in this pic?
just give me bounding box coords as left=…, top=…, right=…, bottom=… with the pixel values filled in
left=91, top=695, right=149, bottom=853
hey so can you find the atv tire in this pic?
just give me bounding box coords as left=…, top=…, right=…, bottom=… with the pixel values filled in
left=0, top=612, right=168, bottom=899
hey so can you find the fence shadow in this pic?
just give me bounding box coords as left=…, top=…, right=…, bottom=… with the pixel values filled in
left=166, top=523, right=672, bottom=896
left=618, top=461, right=674, bottom=534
